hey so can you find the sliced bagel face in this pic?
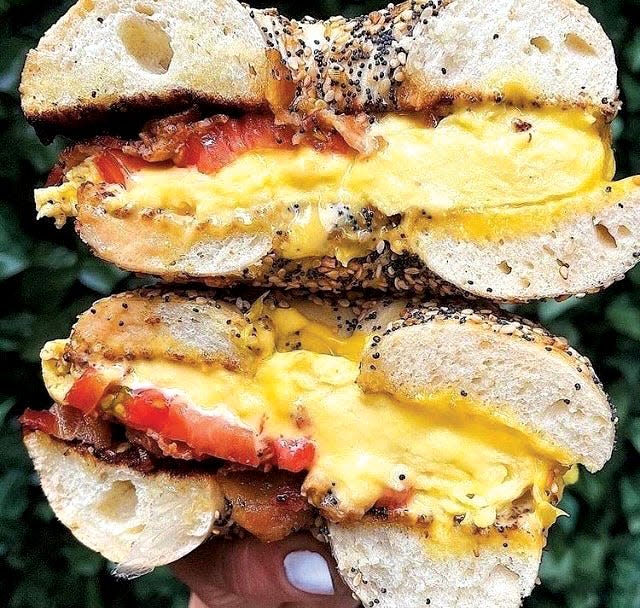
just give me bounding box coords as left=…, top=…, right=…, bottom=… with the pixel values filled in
left=24, top=431, right=223, bottom=575
left=20, top=0, right=269, bottom=134
left=413, top=181, right=640, bottom=302
left=329, top=521, right=542, bottom=608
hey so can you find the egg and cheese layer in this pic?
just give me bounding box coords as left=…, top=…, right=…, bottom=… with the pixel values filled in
left=41, top=301, right=573, bottom=555
left=36, top=104, right=634, bottom=263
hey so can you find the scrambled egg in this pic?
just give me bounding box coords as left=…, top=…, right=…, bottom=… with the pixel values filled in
left=35, top=104, right=635, bottom=263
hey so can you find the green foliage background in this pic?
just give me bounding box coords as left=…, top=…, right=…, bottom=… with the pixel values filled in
left=0, top=0, right=639, bottom=606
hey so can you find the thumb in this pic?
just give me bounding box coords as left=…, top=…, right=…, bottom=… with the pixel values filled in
left=171, top=533, right=360, bottom=608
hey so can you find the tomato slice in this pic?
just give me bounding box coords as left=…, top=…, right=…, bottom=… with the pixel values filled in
left=122, top=390, right=263, bottom=467
left=174, top=114, right=349, bottom=176
left=374, top=487, right=413, bottom=511
left=61, top=378, right=316, bottom=472
left=94, top=151, right=127, bottom=185
left=176, top=134, right=206, bottom=168
left=94, top=149, right=152, bottom=185
left=109, top=150, right=151, bottom=172
left=174, top=402, right=262, bottom=467
left=91, top=114, right=350, bottom=181
left=272, top=437, right=316, bottom=473
left=65, top=368, right=112, bottom=413
left=125, top=389, right=170, bottom=430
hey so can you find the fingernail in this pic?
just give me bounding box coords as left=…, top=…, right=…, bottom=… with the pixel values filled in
left=284, top=550, right=335, bottom=595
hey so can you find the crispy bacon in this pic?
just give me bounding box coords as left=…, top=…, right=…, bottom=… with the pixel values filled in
left=126, top=427, right=200, bottom=461
left=217, top=468, right=315, bottom=542
left=21, top=404, right=112, bottom=449
left=45, top=108, right=358, bottom=186
left=123, top=108, right=229, bottom=163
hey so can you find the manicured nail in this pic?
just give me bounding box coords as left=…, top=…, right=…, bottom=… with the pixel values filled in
left=284, top=550, right=335, bottom=595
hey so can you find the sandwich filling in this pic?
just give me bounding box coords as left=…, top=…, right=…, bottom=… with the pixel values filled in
left=24, top=295, right=576, bottom=556
left=35, top=103, right=634, bottom=267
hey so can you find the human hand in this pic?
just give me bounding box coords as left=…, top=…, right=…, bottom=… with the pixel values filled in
left=171, top=533, right=361, bottom=608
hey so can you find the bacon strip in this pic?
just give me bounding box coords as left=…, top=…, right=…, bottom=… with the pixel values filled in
left=21, top=404, right=112, bottom=449
left=46, top=108, right=356, bottom=186
left=217, top=468, right=315, bottom=542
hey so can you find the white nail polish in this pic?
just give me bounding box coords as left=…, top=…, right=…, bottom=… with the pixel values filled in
left=284, top=550, right=335, bottom=596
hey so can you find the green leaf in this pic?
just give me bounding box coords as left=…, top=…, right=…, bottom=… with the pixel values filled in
left=606, top=294, right=640, bottom=341
left=61, top=546, right=104, bottom=577
left=610, top=536, right=640, bottom=608
left=539, top=547, right=574, bottom=592
left=0, top=397, right=16, bottom=427
left=0, top=469, right=28, bottom=520
left=624, top=29, right=640, bottom=72
left=621, top=474, right=640, bottom=533
left=537, top=297, right=582, bottom=323
left=78, top=258, right=128, bottom=294
left=30, top=242, right=78, bottom=270
left=626, top=418, right=640, bottom=453
left=0, top=203, right=31, bottom=280
left=621, top=73, right=640, bottom=113
left=0, top=312, right=34, bottom=353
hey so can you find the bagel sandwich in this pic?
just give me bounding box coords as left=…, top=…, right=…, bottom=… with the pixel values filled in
left=21, top=289, right=615, bottom=606
left=24, top=0, right=640, bottom=302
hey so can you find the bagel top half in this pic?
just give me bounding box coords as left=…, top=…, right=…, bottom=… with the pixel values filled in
left=26, top=0, right=640, bottom=301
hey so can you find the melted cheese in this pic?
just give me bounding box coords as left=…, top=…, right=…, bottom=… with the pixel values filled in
left=42, top=304, right=574, bottom=555
left=36, top=105, right=633, bottom=263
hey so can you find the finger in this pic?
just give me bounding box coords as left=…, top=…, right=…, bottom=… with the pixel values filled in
left=188, top=596, right=209, bottom=608
left=191, top=597, right=354, bottom=608
left=172, top=534, right=359, bottom=608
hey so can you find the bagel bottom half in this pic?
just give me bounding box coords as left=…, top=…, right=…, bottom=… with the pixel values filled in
left=25, top=431, right=541, bottom=608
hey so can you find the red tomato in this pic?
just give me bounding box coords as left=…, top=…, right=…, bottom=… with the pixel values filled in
left=108, top=149, right=151, bottom=172
left=271, top=437, right=316, bottom=473
left=65, top=368, right=112, bottom=413
left=94, top=150, right=151, bottom=185
left=94, top=151, right=127, bottom=185
left=120, top=390, right=263, bottom=467
left=174, top=114, right=349, bottom=176
left=176, top=134, right=206, bottom=168
left=125, top=389, right=171, bottom=430
left=374, top=487, right=413, bottom=511
left=20, top=409, right=57, bottom=435
left=176, top=403, right=262, bottom=467
left=197, top=133, right=230, bottom=174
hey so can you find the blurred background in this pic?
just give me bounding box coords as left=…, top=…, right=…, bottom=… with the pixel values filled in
left=1, top=0, right=639, bottom=606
